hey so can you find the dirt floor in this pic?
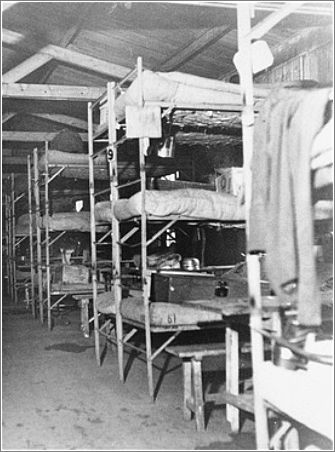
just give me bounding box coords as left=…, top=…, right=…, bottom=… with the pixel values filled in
left=2, top=296, right=256, bottom=451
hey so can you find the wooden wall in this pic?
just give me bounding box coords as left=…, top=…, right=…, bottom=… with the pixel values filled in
left=255, top=41, right=333, bottom=85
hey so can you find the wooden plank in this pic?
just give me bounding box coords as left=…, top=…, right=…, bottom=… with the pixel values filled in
left=3, top=157, right=32, bottom=165
left=248, top=2, right=305, bottom=41
left=40, top=3, right=94, bottom=84
left=2, top=132, right=88, bottom=142
left=158, top=24, right=232, bottom=71
left=226, top=327, right=240, bottom=433
left=30, top=113, right=89, bottom=130
left=2, top=54, right=52, bottom=83
left=2, top=83, right=105, bottom=101
left=2, top=112, right=16, bottom=124
left=182, top=361, right=192, bottom=421
left=2, top=2, right=18, bottom=12
left=3, top=28, right=131, bottom=79
left=212, top=393, right=254, bottom=414
left=192, top=360, right=205, bottom=431
left=167, top=343, right=226, bottom=359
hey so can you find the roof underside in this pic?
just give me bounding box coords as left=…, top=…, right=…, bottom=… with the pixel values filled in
left=2, top=1, right=333, bottom=170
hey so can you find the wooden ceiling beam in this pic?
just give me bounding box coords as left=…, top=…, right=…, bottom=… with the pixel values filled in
left=29, top=113, right=89, bottom=130
left=3, top=28, right=131, bottom=79
left=3, top=54, right=52, bottom=83
left=3, top=157, right=31, bottom=165
left=3, top=6, right=94, bottom=84
left=40, top=3, right=94, bottom=84
left=2, top=131, right=88, bottom=142
left=2, top=83, right=105, bottom=101
left=1, top=2, right=18, bottom=12
left=2, top=112, right=17, bottom=123
left=157, top=24, right=232, bottom=71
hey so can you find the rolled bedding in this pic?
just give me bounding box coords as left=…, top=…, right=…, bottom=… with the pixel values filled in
left=95, top=189, right=245, bottom=222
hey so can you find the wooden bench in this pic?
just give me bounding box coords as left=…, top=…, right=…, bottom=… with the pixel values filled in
left=166, top=327, right=253, bottom=432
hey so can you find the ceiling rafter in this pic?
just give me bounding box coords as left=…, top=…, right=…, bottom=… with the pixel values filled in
left=3, top=54, right=52, bottom=83
left=40, top=3, right=94, bottom=84
left=29, top=113, right=89, bottom=130
left=3, top=28, right=132, bottom=80
left=2, top=112, right=16, bottom=124
left=157, top=24, right=233, bottom=71
left=2, top=131, right=88, bottom=142
left=2, top=83, right=105, bottom=101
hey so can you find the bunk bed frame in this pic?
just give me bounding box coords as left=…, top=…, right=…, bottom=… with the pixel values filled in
left=31, top=143, right=105, bottom=330
left=4, top=172, right=34, bottom=311
left=88, top=56, right=252, bottom=404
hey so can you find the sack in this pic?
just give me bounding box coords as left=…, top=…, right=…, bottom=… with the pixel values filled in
left=50, top=129, right=84, bottom=153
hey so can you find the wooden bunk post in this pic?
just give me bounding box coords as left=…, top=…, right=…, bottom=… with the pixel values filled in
left=33, top=148, right=44, bottom=324
left=4, top=190, right=10, bottom=297
left=136, top=56, right=155, bottom=401
left=10, top=173, right=17, bottom=303
left=222, top=3, right=257, bottom=434
left=27, top=155, right=36, bottom=318
left=88, top=100, right=101, bottom=365
left=44, top=141, right=52, bottom=330
left=4, top=185, right=12, bottom=300
left=108, top=81, right=124, bottom=382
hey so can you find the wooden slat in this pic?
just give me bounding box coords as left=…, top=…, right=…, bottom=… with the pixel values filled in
left=2, top=83, right=105, bottom=101
left=2, top=132, right=87, bottom=142
left=2, top=2, right=18, bottom=12
left=158, top=24, right=232, bottom=71
left=2, top=112, right=16, bottom=123
left=3, top=28, right=131, bottom=79
left=248, top=2, right=305, bottom=41
left=30, top=113, right=89, bottom=130
left=40, top=3, right=94, bottom=84
left=3, top=54, right=52, bottom=83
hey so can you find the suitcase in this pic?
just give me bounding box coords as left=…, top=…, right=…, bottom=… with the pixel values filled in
left=150, top=270, right=216, bottom=303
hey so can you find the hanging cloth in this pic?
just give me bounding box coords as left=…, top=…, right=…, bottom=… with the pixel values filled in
left=249, top=87, right=331, bottom=326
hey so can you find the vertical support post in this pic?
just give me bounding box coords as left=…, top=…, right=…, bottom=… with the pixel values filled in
left=237, top=4, right=268, bottom=448
left=248, top=253, right=269, bottom=448
left=44, top=141, right=52, bottom=330
left=136, top=56, right=154, bottom=400
left=88, top=100, right=100, bottom=365
left=225, top=326, right=240, bottom=433
left=27, top=155, right=36, bottom=318
left=10, top=173, right=17, bottom=303
left=192, top=359, right=205, bottom=431
left=4, top=186, right=11, bottom=298
left=80, top=298, right=90, bottom=338
left=4, top=191, right=10, bottom=297
left=237, top=2, right=255, bottom=240
left=183, top=360, right=192, bottom=421
left=34, top=148, right=44, bottom=323
left=108, top=81, right=124, bottom=382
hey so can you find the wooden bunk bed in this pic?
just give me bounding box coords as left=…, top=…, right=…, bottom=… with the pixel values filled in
left=87, top=57, right=266, bottom=405
left=32, top=144, right=106, bottom=330
left=4, top=172, right=34, bottom=311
